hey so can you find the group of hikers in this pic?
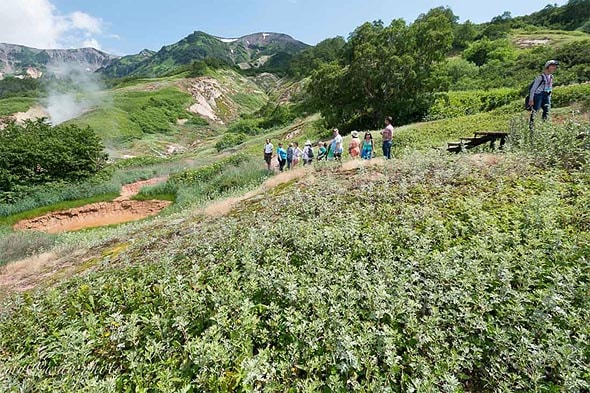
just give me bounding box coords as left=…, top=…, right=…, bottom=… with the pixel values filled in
left=263, top=59, right=560, bottom=170
left=263, top=116, right=395, bottom=171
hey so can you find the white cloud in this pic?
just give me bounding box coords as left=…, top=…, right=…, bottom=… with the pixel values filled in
left=0, top=0, right=108, bottom=49
left=70, top=11, right=103, bottom=34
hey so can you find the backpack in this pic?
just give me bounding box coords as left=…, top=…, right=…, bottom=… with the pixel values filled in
left=308, top=147, right=314, bottom=159
left=524, top=75, right=546, bottom=111
left=287, top=147, right=294, bottom=160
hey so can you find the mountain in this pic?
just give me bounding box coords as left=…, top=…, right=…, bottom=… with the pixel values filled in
left=99, top=31, right=309, bottom=78
left=0, top=43, right=119, bottom=78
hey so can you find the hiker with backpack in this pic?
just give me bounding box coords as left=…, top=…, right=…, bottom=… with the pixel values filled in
left=303, top=140, right=314, bottom=165
left=527, top=60, right=559, bottom=131
left=286, top=143, right=294, bottom=170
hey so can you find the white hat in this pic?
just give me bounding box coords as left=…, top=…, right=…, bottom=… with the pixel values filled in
left=305, top=140, right=312, bottom=146
left=351, top=130, right=359, bottom=138
left=545, top=60, right=559, bottom=69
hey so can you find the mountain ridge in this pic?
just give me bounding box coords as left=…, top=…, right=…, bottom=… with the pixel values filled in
left=0, top=43, right=119, bottom=77
left=98, top=31, right=309, bottom=78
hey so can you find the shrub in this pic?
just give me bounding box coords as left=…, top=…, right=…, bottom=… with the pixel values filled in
left=227, top=119, right=263, bottom=136
left=508, top=116, right=590, bottom=169
left=0, top=120, right=108, bottom=193
left=214, top=133, right=247, bottom=152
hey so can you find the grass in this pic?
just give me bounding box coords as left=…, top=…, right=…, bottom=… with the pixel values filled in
left=510, top=28, right=590, bottom=48
left=0, top=231, right=57, bottom=265
left=0, top=97, right=37, bottom=116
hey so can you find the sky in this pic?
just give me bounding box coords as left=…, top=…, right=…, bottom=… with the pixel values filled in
left=0, top=0, right=569, bottom=55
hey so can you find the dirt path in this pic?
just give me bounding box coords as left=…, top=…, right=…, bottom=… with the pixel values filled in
left=14, top=177, right=170, bottom=234
left=203, top=158, right=385, bottom=218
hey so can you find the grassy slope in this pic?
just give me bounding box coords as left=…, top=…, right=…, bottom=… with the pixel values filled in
left=0, top=97, right=37, bottom=116
left=68, top=69, right=268, bottom=156
left=510, top=29, right=590, bottom=48
left=1, top=142, right=589, bottom=390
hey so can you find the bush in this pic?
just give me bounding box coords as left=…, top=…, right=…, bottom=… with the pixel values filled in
left=1, top=153, right=589, bottom=390
left=0, top=120, right=108, bottom=193
left=214, top=133, right=247, bottom=152
left=427, top=88, right=520, bottom=120
left=227, top=119, right=263, bottom=136
left=508, top=116, right=590, bottom=169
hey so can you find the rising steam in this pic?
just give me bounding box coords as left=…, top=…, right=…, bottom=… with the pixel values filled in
left=43, top=64, right=105, bottom=125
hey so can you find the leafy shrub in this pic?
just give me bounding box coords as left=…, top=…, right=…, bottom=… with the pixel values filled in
left=508, top=116, right=590, bottom=169
left=0, top=120, right=108, bottom=193
left=427, top=88, right=520, bottom=120
left=169, top=154, right=244, bottom=185
left=227, top=119, right=263, bottom=136
left=214, top=133, right=247, bottom=152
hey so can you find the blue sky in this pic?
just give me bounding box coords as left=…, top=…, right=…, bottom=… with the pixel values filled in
left=1, top=0, right=568, bottom=54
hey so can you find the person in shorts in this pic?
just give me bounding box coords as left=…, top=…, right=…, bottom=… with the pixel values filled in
left=264, top=138, right=273, bottom=171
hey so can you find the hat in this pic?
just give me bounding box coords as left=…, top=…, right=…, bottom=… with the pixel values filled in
left=545, top=60, right=559, bottom=69
left=351, top=130, right=359, bottom=138
left=305, top=140, right=312, bottom=146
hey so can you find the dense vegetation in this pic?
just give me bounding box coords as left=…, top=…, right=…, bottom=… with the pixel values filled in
left=1, top=1, right=590, bottom=391
left=1, top=117, right=589, bottom=391
left=0, top=120, right=107, bottom=202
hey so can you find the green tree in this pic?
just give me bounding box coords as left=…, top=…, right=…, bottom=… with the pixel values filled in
left=0, top=119, right=107, bottom=192
left=453, top=20, right=478, bottom=49
left=309, top=8, right=454, bottom=128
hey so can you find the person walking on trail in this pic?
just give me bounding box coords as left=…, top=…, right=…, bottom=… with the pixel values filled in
left=380, top=117, right=394, bottom=159
left=286, top=143, right=294, bottom=170
left=303, top=140, right=314, bottom=166
left=277, top=143, right=287, bottom=172
left=264, top=138, right=273, bottom=171
left=529, top=60, right=559, bottom=131
left=349, top=131, right=361, bottom=159
left=361, top=132, right=374, bottom=160
left=332, top=128, right=343, bottom=162
left=292, top=142, right=302, bottom=167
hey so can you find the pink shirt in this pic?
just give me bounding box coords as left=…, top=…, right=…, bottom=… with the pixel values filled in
left=382, top=124, right=393, bottom=141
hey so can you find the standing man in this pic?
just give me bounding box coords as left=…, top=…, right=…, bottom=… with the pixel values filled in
left=264, top=138, right=273, bottom=171
left=529, top=60, right=559, bottom=131
left=332, top=128, right=343, bottom=162
left=380, top=116, right=394, bottom=159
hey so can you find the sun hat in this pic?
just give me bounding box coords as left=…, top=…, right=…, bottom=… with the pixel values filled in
left=351, top=130, right=359, bottom=138
left=305, top=140, right=312, bottom=146
left=545, top=60, right=559, bottom=69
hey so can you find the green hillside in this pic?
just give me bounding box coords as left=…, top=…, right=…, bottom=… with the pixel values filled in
left=1, top=1, right=590, bottom=391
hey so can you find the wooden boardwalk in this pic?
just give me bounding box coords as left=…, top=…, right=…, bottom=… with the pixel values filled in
left=447, top=131, right=509, bottom=153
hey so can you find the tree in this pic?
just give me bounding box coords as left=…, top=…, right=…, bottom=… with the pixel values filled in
left=453, top=21, right=478, bottom=49
left=0, top=119, right=107, bottom=192
left=309, top=8, right=454, bottom=128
